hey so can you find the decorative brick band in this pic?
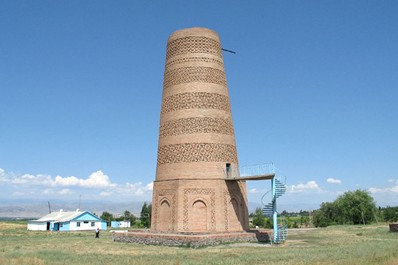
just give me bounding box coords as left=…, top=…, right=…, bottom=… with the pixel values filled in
left=159, top=117, right=234, bottom=137
left=166, top=36, right=222, bottom=60
left=166, top=56, right=224, bottom=68
left=163, top=66, right=227, bottom=89
left=157, top=143, right=238, bottom=165
left=161, top=92, right=231, bottom=114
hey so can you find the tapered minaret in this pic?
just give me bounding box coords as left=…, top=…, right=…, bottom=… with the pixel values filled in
left=151, top=27, right=248, bottom=233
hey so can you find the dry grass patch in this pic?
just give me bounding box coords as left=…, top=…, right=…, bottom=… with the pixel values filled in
left=0, top=222, right=397, bottom=265
left=0, top=222, right=26, bottom=230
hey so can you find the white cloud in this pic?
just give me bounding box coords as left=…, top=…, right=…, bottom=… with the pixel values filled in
left=12, top=191, right=26, bottom=196
left=248, top=188, right=260, bottom=194
left=387, top=179, right=398, bottom=185
left=42, top=189, right=54, bottom=195
left=122, top=181, right=153, bottom=196
left=327, top=178, right=342, bottom=184
left=58, top=189, right=73, bottom=195
left=1, top=168, right=116, bottom=189
left=0, top=168, right=154, bottom=200
left=53, top=171, right=116, bottom=188
left=0, top=168, right=6, bottom=181
left=368, top=178, right=398, bottom=194
left=0, top=168, right=10, bottom=184
left=11, top=173, right=53, bottom=185
left=369, top=186, right=398, bottom=194
left=146, top=182, right=153, bottom=191
left=290, top=181, right=321, bottom=193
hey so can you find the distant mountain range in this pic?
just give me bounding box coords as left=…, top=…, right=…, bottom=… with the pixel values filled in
left=0, top=199, right=317, bottom=219
left=0, top=199, right=146, bottom=219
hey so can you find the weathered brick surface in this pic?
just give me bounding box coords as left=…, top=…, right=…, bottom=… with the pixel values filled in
left=389, top=223, right=398, bottom=232
left=112, top=230, right=271, bottom=247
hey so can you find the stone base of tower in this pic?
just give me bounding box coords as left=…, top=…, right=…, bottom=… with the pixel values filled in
left=112, top=229, right=271, bottom=247
left=151, top=179, right=249, bottom=233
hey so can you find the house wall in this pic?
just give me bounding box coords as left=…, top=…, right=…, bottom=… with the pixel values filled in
left=59, top=221, right=70, bottom=231
left=69, top=220, right=100, bottom=231
left=111, top=221, right=131, bottom=228
left=27, top=222, right=47, bottom=231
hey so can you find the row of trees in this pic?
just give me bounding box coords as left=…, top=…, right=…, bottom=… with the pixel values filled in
left=99, top=202, right=152, bottom=228
left=313, top=190, right=377, bottom=227
left=98, top=190, right=398, bottom=229
left=250, top=208, right=310, bottom=229
left=250, top=189, right=398, bottom=228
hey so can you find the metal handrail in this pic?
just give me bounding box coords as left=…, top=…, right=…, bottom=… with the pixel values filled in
left=239, top=163, right=275, bottom=177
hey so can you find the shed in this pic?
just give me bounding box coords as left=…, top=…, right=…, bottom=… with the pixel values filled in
left=111, top=220, right=131, bottom=228
left=27, top=210, right=107, bottom=231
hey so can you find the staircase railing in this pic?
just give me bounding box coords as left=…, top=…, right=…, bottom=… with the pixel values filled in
left=262, top=176, right=287, bottom=244
left=240, top=163, right=275, bottom=177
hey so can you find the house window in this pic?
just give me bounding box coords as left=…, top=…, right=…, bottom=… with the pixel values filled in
left=60, top=224, right=63, bottom=228
left=84, top=221, right=89, bottom=224
left=77, top=222, right=80, bottom=227
left=91, top=222, right=95, bottom=227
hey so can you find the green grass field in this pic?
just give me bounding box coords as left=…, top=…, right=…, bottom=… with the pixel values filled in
left=0, top=222, right=397, bottom=265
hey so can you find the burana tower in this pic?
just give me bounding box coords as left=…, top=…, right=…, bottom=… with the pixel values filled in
left=151, top=27, right=249, bottom=233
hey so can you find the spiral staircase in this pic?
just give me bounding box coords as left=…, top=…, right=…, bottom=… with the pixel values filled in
left=261, top=177, right=288, bottom=243
left=229, top=163, right=288, bottom=244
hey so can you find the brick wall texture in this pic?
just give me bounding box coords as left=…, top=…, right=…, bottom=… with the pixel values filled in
left=151, top=27, right=249, bottom=234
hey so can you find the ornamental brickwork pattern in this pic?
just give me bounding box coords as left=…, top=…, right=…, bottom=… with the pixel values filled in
left=159, top=117, right=234, bottom=137
left=183, top=188, right=216, bottom=231
left=157, top=143, right=238, bottom=165
left=166, top=36, right=222, bottom=60
left=161, top=92, right=231, bottom=114
left=165, top=56, right=224, bottom=68
left=163, top=66, right=227, bottom=89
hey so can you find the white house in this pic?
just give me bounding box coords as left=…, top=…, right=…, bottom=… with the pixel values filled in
left=111, top=220, right=131, bottom=228
left=27, top=210, right=107, bottom=231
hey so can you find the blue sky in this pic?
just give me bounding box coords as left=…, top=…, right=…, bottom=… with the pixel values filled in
left=1, top=1, right=397, bottom=211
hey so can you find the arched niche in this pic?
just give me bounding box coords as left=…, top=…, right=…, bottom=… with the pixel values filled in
left=189, top=199, right=208, bottom=232
left=158, top=198, right=172, bottom=231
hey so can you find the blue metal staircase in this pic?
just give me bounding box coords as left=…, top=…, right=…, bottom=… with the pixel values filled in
left=260, top=169, right=288, bottom=243
left=233, top=163, right=288, bottom=244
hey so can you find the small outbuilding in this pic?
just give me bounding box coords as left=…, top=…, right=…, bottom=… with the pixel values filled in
left=111, top=220, right=131, bottom=228
left=27, top=210, right=107, bottom=231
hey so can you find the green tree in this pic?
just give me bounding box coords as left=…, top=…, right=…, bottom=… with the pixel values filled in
left=100, top=211, right=114, bottom=226
left=381, top=206, right=398, bottom=222
left=313, top=190, right=377, bottom=227
left=313, top=208, right=329, bottom=227
left=115, top=210, right=137, bottom=225
left=140, top=202, right=152, bottom=228
left=335, top=190, right=376, bottom=224
left=252, top=207, right=266, bottom=228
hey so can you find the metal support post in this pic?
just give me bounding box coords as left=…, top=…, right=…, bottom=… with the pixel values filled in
left=272, top=177, right=278, bottom=242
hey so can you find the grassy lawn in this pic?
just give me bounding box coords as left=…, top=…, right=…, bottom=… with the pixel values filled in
left=0, top=222, right=397, bottom=265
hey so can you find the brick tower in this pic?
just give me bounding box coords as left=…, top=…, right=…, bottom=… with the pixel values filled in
left=151, top=27, right=248, bottom=233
